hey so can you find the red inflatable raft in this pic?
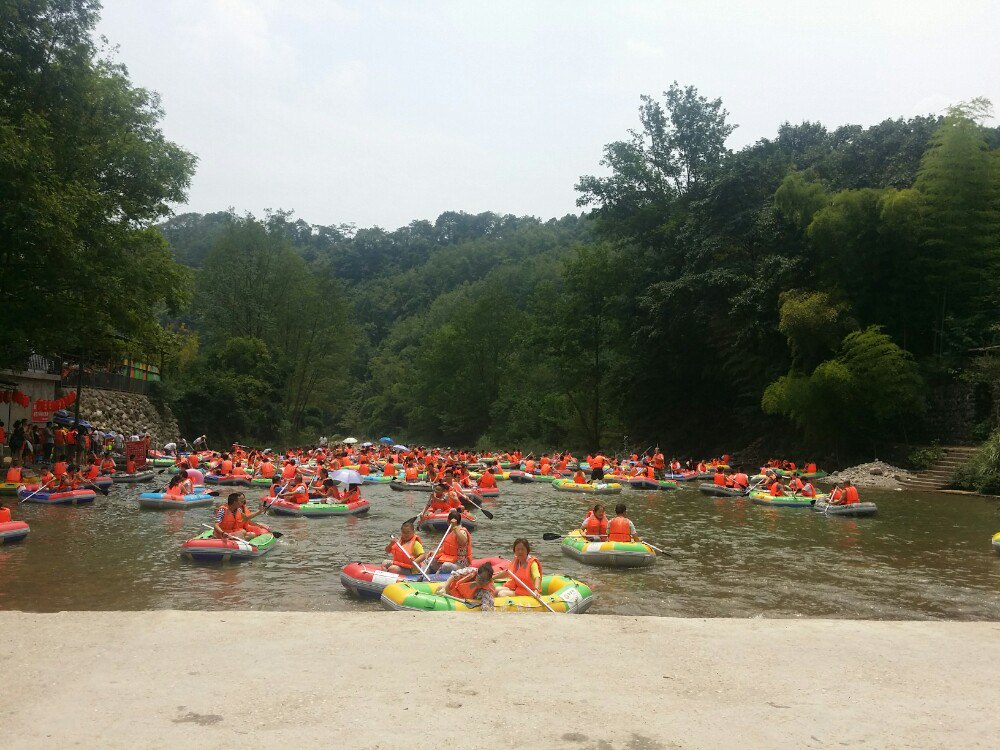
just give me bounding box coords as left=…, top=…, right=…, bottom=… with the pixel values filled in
left=0, top=520, right=30, bottom=544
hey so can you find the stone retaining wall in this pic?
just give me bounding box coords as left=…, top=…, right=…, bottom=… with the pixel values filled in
left=78, top=388, right=180, bottom=448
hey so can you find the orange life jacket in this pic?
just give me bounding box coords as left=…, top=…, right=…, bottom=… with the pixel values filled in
left=591, top=455, right=606, bottom=469
left=0, top=507, right=11, bottom=523
left=506, top=555, right=541, bottom=596
left=358, top=463, right=370, bottom=476
left=100, top=459, right=116, bottom=473
left=524, top=460, right=536, bottom=473
left=477, top=472, right=496, bottom=489
left=769, top=482, right=784, bottom=497
left=608, top=516, right=632, bottom=542
left=5, top=467, right=22, bottom=483
left=383, top=462, right=397, bottom=477
left=260, top=462, right=275, bottom=478
left=584, top=514, right=609, bottom=537
left=220, top=459, right=233, bottom=476
left=391, top=536, right=422, bottom=569
left=572, top=473, right=586, bottom=484
left=843, top=486, right=860, bottom=505
left=451, top=576, right=495, bottom=601
left=290, top=483, right=308, bottom=504
left=437, top=529, right=472, bottom=564
left=86, top=464, right=99, bottom=480
left=713, top=472, right=727, bottom=486
left=217, top=506, right=244, bottom=533
left=404, top=466, right=419, bottom=481
left=54, top=461, right=68, bottom=477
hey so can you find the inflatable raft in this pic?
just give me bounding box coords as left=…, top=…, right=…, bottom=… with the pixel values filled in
left=149, top=457, right=175, bottom=468
left=85, top=476, right=113, bottom=490
left=381, top=574, right=594, bottom=613
left=813, top=500, right=878, bottom=517
left=340, top=557, right=511, bottom=600
left=559, top=529, right=656, bottom=568
left=0, top=520, right=30, bottom=544
left=993, top=532, right=1000, bottom=553
left=180, top=530, right=276, bottom=562
left=267, top=498, right=370, bottom=517
left=749, top=491, right=815, bottom=508
left=417, top=511, right=477, bottom=532
left=0, top=481, right=25, bottom=496
left=362, top=475, right=397, bottom=484
left=552, top=479, right=622, bottom=495
left=204, top=474, right=251, bottom=487
left=138, top=492, right=215, bottom=510
left=697, top=483, right=746, bottom=497
left=626, top=478, right=678, bottom=491
left=469, top=486, right=499, bottom=498
left=111, top=471, right=156, bottom=483
left=389, top=481, right=434, bottom=492
left=17, top=486, right=96, bottom=505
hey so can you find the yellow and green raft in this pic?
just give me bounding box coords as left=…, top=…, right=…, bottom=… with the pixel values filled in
left=380, top=574, right=595, bottom=613
left=992, top=532, right=1000, bottom=553
left=551, top=479, right=622, bottom=495
left=560, top=529, right=656, bottom=568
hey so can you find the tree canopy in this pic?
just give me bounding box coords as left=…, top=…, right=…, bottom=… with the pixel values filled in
left=0, top=0, right=196, bottom=367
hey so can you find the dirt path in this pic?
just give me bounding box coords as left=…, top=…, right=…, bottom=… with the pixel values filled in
left=4, top=611, right=998, bottom=749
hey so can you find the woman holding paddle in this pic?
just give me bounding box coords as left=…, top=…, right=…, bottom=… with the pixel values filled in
left=495, top=538, right=542, bottom=598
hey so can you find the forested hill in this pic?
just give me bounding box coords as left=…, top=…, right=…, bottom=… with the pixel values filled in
left=159, top=91, right=1000, bottom=458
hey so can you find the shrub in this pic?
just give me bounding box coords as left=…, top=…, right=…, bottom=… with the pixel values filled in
left=952, top=431, right=1000, bottom=494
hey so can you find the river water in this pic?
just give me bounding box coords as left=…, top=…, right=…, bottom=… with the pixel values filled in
left=2, top=479, right=998, bottom=618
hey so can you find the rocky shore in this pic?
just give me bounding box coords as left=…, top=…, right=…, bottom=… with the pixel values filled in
left=824, top=460, right=913, bottom=489
left=78, top=387, right=180, bottom=447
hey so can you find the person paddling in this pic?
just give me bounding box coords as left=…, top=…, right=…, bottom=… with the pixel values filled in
left=213, top=493, right=264, bottom=540
left=495, top=538, right=542, bottom=598
left=581, top=503, right=609, bottom=540
left=608, top=503, right=642, bottom=543
left=382, top=521, right=426, bottom=573
left=444, top=561, right=496, bottom=609
left=429, top=509, right=473, bottom=574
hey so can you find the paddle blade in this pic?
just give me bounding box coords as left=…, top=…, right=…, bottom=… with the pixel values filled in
left=404, top=515, right=418, bottom=526
left=270, top=531, right=284, bottom=539
left=542, top=532, right=563, bottom=541
left=480, top=507, right=494, bottom=520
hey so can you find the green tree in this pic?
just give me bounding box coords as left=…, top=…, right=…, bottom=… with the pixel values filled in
left=0, top=0, right=196, bottom=367
left=914, top=99, right=1000, bottom=357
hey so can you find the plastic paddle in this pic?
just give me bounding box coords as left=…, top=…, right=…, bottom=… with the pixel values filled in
left=18, top=479, right=55, bottom=504
left=83, top=480, right=111, bottom=496
left=390, top=535, right=433, bottom=582
left=420, top=525, right=453, bottom=576
left=459, top=491, right=494, bottom=519
left=500, top=566, right=556, bottom=613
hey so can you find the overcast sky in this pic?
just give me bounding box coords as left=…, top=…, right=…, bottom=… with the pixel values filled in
left=97, top=0, right=999, bottom=230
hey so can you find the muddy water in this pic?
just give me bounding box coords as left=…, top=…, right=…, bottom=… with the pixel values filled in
left=1, top=479, right=998, bottom=618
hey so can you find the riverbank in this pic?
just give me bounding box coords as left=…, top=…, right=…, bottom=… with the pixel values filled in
left=4, top=611, right=998, bottom=748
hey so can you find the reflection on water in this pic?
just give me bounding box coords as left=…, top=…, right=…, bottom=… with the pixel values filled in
left=1, top=480, right=998, bottom=618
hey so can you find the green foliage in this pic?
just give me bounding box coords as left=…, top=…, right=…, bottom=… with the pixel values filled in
left=762, top=327, right=925, bottom=449
left=171, top=217, right=355, bottom=444
left=778, top=290, right=855, bottom=370
left=908, top=443, right=942, bottom=471
left=952, top=430, right=1000, bottom=495
left=774, top=171, right=829, bottom=231
left=914, top=102, right=1000, bottom=358
left=0, top=0, right=196, bottom=367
